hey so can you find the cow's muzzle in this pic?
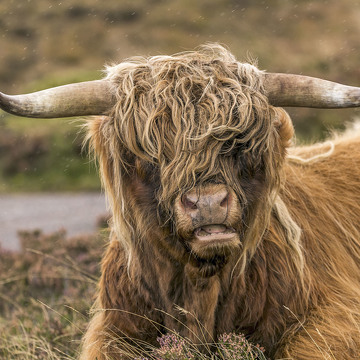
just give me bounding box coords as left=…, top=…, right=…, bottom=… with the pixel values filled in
left=181, top=185, right=230, bottom=226
left=175, top=184, right=239, bottom=244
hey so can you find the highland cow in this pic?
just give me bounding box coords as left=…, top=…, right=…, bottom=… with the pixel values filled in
left=1, top=44, right=360, bottom=360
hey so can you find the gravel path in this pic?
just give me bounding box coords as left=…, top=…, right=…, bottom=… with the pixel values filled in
left=0, top=193, right=107, bottom=251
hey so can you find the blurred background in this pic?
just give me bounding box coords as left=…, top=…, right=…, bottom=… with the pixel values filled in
left=0, top=0, right=359, bottom=247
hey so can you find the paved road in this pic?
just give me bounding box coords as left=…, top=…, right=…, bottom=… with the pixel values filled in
left=0, top=193, right=107, bottom=251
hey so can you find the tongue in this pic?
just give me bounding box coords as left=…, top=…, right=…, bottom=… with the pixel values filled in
left=202, top=224, right=227, bottom=234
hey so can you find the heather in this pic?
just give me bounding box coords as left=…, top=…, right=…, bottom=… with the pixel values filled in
left=135, top=332, right=266, bottom=360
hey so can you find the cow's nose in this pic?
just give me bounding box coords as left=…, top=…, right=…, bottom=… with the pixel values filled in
left=181, top=186, right=230, bottom=225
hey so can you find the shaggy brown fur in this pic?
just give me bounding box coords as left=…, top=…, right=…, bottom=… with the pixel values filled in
left=80, top=44, right=360, bottom=359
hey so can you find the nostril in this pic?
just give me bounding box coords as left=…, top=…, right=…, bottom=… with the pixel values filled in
left=220, top=193, right=229, bottom=208
left=182, top=195, right=198, bottom=210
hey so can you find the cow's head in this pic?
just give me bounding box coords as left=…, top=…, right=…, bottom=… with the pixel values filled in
left=1, top=44, right=359, bottom=271
left=87, top=46, right=296, bottom=269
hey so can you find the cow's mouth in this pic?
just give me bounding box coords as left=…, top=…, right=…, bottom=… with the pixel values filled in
left=193, top=224, right=236, bottom=242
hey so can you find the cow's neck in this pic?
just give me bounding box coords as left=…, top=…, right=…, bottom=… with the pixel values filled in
left=134, top=212, right=308, bottom=354
left=139, top=236, right=241, bottom=343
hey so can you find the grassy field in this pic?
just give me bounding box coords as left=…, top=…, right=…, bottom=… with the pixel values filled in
left=0, top=0, right=359, bottom=192
left=0, top=230, right=102, bottom=359
left=0, top=231, right=267, bottom=360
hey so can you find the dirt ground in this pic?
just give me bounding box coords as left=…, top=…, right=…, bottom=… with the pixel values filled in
left=0, top=193, right=107, bottom=251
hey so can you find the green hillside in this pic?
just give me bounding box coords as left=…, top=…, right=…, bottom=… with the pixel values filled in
left=0, top=0, right=359, bottom=191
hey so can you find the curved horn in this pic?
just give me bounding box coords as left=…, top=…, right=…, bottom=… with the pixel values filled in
left=264, top=73, right=360, bottom=108
left=0, top=80, right=116, bottom=118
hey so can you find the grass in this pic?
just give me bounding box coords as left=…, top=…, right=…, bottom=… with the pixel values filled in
left=0, top=230, right=267, bottom=360
left=0, top=113, right=101, bottom=193
left=0, top=230, right=102, bottom=359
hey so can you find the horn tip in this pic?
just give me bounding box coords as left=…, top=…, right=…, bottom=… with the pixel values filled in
left=0, top=92, right=31, bottom=117
left=0, top=92, right=12, bottom=114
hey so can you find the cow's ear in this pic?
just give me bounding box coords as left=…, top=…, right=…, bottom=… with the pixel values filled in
left=273, top=107, right=294, bottom=148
